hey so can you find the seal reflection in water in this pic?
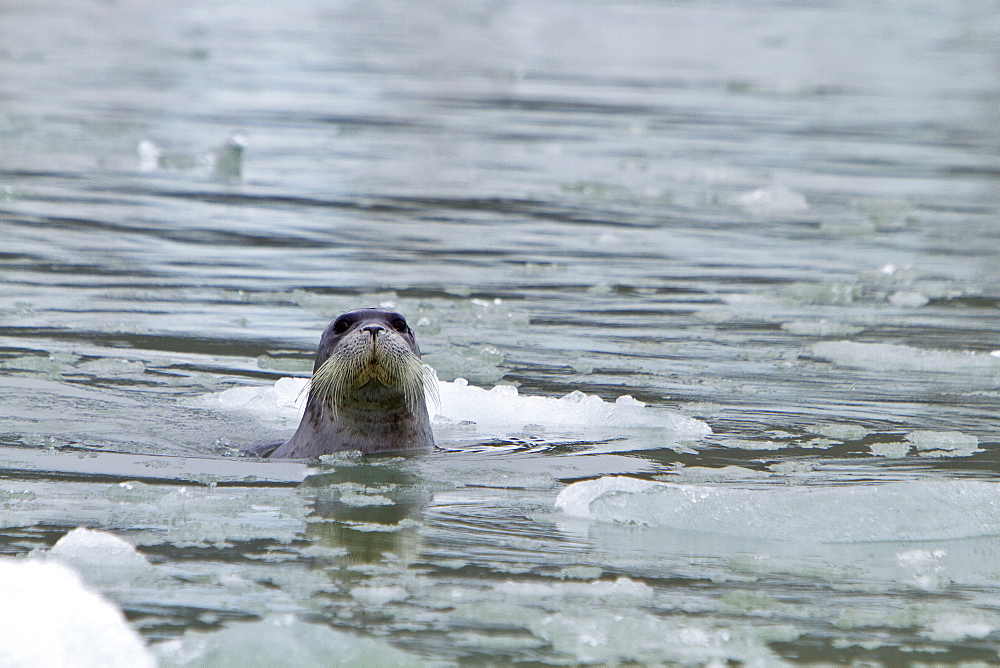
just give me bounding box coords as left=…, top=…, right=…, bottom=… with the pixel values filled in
left=269, top=309, right=437, bottom=458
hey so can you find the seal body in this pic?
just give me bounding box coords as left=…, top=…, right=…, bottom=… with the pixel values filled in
left=270, top=309, right=436, bottom=458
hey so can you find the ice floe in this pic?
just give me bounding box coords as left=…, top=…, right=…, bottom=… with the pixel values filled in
left=531, top=610, right=796, bottom=666
left=812, top=341, right=1000, bottom=375
left=905, top=430, right=981, bottom=458
left=556, top=477, right=1000, bottom=543
left=154, top=614, right=425, bottom=667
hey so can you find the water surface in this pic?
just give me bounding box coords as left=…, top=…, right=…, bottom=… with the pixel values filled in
left=2, top=0, right=1000, bottom=664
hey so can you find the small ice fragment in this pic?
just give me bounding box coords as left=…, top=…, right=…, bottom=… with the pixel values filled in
left=905, top=431, right=979, bottom=451
left=781, top=320, right=863, bottom=336
left=349, top=585, right=409, bottom=606
left=212, top=131, right=247, bottom=180
left=529, top=610, right=792, bottom=665
left=667, top=466, right=769, bottom=484
left=337, top=489, right=395, bottom=507
left=76, top=359, right=146, bottom=376
left=496, top=576, right=652, bottom=600
left=905, top=431, right=981, bottom=457
left=137, top=140, right=161, bottom=172
left=47, top=528, right=154, bottom=585
left=888, top=291, right=929, bottom=308
left=810, top=423, right=870, bottom=441
left=725, top=439, right=784, bottom=451
left=868, top=442, right=911, bottom=458
left=920, top=613, right=994, bottom=642
left=734, top=185, right=808, bottom=214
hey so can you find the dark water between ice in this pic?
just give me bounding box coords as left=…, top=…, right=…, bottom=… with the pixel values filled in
left=2, top=0, right=999, bottom=664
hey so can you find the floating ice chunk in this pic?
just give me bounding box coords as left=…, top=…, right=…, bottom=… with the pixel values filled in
left=155, top=614, right=424, bottom=667
left=723, top=439, right=785, bottom=451
left=531, top=610, right=794, bottom=666
left=896, top=549, right=950, bottom=591
left=189, top=376, right=309, bottom=423
left=920, top=612, right=994, bottom=642
left=193, top=374, right=711, bottom=440
left=496, top=576, right=652, bottom=600
left=337, top=489, right=395, bottom=507
left=781, top=319, right=863, bottom=337
left=859, top=432, right=984, bottom=461
left=556, top=477, right=657, bottom=518
left=0, top=558, right=155, bottom=668
left=888, top=291, right=929, bottom=308
left=155, top=486, right=308, bottom=548
left=76, top=358, right=146, bottom=376
left=349, top=585, right=409, bottom=606
left=211, top=131, right=248, bottom=181
left=869, top=441, right=911, bottom=458
left=47, top=528, right=154, bottom=585
left=812, top=341, right=1000, bottom=375
left=734, top=185, right=808, bottom=214
left=809, top=423, right=870, bottom=441
left=905, top=431, right=980, bottom=457
left=137, top=139, right=161, bottom=172
left=667, top=466, right=770, bottom=484
left=555, top=477, right=1000, bottom=543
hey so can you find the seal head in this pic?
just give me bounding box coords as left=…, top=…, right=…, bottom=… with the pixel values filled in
left=270, top=308, right=437, bottom=458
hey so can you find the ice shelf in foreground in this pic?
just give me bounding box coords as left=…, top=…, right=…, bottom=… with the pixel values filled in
left=556, top=477, right=1000, bottom=543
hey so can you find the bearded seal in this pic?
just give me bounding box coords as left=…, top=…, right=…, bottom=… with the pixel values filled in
left=269, top=309, right=437, bottom=458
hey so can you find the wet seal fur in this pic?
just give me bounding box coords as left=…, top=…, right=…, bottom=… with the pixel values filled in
left=269, top=309, right=437, bottom=458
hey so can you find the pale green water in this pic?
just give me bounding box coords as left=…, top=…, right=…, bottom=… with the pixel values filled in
left=2, top=0, right=1000, bottom=664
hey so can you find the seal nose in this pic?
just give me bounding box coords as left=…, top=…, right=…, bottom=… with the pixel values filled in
left=361, top=324, right=385, bottom=336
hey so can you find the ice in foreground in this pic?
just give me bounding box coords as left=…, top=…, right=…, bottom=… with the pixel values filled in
left=556, top=477, right=1000, bottom=543
left=0, top=558, right=155, bottom=668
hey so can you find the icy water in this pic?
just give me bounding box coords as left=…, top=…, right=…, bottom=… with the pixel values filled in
left=2, top=0, right=1000, bottom=665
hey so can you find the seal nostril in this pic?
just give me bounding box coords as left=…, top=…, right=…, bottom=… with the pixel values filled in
left=361, top=324, right=385, bottom=335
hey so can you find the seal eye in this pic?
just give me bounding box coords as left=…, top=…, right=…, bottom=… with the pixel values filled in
left=391, top=318, right=408, bottom=333
left=333, top=319, right=351, bottom=334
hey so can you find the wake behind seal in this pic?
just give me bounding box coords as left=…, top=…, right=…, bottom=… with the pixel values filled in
left=269, top=308, right=437, bottom=458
